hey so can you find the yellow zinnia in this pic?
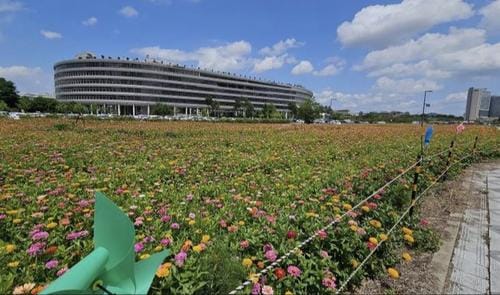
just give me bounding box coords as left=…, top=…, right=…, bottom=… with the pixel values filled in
left=188, top=220, right=196, bottom=225
left=361, top=206, right=370, bottom=213
left=368, top=237, right=378, bottom=245
left=387, top=267, right=400, bottom=279
left=5, top=244, right=16, bottom=253
left=404, top=234, right=414, bottom=244
left=402, top=227, right=413, bottom=235
left=402, top=252, right=412, bottom=261
left=139, top=254, right=150, bottom=260
left=380, top=233, right=388, bottom=241
left=369, top=220, right=382, bottom=228
left=8, top=261, right=19, bottom=268
left=249, top=273, right=259, bottom=284
left=193, top=245, right=203, bottom=253
left=242, top=258, right=253, bottom=268
left=201, top=235, right=210, bottom=244
left=343, top=203, right=352, bottom=211
left=351, top=259, right=359, bottom=268
left=46, top=222, right=57, bottom=229
left=156, top=262, right=172, bottom=278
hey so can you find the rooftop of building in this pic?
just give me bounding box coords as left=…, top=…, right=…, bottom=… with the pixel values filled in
left=55, top=52, right=311, bottom=92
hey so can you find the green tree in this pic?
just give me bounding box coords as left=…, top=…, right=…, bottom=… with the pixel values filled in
left=17, top=96, right=32, bottom=112
left=233, top=99, right=242, bottom=117
left=29, top=96, right=58, bottom=113
left=297, top=98, right=321, bottom=123
left=242, top=98, right=254, bottom=118
left=0, top=100, right=8, bottom=111
left=261, top=103, right=277, bottom=119
left=0, top=78, right=19, bottom=108
left=205, top=97, right=220, bottom=117
left=152, top=103, right=174, bottom=116
left=288, top=102, right=298, bottom=119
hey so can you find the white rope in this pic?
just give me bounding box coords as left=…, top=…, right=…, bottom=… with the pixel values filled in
left=335, top=153, right=472, bottom=293
left=228, top=159, right=421, bottom=294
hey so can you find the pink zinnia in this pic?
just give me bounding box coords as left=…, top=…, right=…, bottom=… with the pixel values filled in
left=161, top=215, right=171, bottom=222
left=261, top=285, right=274, bottom=295
left=185, top=194, right=193, bottom=201
left=317, top=230, right=327, bottom=239
left=45, top=259, right=59, bottom=269
left=188, top=212, right=195, bottom=219
left=56, top=266, right=68, bottom=277
left=287, top=265, right=301, bottom=277
left=27, top=242, right=45, bottom=256
left=32, top=231, right=49, bottom=241
left=263, top=243, right=273, bottom=252
left=265, top=250, right=277, bottom=262
left=373, top=193, right=382, bottom=200
left=0, top=214, right=6, bottom=220
left=251, top=283, right=261, bottom=295
left=240, top=240, right=250, bottom=249
left=420, top=218, right=429, bottom=226
left=356, top=228, right=366, bottom=236
left=367, top=241, right=377, bottom=251
left=134, top=242, right=144, bottom=253
left=171, top=223, right=180, bottom=229
left=322, top=277, right=337, bottom=289
left=160, top=238, right=171, bottom=247
left=347, top=211, right=358, bottom=218
left=320, top=250, right=330, bottom=259
left=175, top=251, right=187, bottom=267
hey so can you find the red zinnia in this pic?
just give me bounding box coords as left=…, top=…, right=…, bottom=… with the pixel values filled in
left=287, top=230, right=297, bottom=239
left=274, top=268, right=286, bottom=280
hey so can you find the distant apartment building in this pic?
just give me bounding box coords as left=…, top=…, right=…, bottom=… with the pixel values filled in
left=465, top=87, right=500, bottom=121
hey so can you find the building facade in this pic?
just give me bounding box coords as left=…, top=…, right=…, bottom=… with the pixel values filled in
left=54, top=52, right=313, bottom=116
left=465, top=87, right=500, bottom=121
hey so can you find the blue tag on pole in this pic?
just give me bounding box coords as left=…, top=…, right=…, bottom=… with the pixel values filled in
left=424, top=126, right=433, bottom=146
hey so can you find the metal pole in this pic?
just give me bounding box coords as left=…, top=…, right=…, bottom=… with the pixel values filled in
left=410, top=154, right=422, bottom=217
left=421, top=91, right=427, bottom=127
left=443, top=140, right=455, bottom=181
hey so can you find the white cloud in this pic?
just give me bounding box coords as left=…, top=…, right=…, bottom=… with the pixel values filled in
left=445, top=91, right=467, bottom=102
left=358, top=27, right=486, bottom=71
left=337, top=0, right=474, bottom=48
left=253, top=55, right=286, bottom=73
left=479, top=0, right=500, bottom=34
left=438, top=42, right=500, bottom=73
left=0, top=65, right=42, bottom=78
left=40, top=30, right=62, bottom=39
left=374, top=77, right=441, bottom=94
left=291, top=60, right=313, bottom=75
left=119, top=6, right=138, bottom=18
left=0, top=0, right=22, bottom=13
left=82, top=16, right=98, bottom=26
left=259, top=38, right=303, bottom=56
left=0, top=65, right=52, bottom=94
left=131, top=40, right=252, bottom=71
left=367, top=60, right=451, bottom=80
left=313, top=64, right=340, bottom=76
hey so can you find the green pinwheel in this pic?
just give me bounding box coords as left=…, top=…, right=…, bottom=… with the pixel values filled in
left=41, top=192, right=170, bottom=294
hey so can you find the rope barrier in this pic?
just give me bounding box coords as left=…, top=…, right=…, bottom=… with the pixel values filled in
left=228, top=141, right=490, bottom=294
left=335, top=153, right=472, bottom=293
left=228, top=159, right=421, bottom=294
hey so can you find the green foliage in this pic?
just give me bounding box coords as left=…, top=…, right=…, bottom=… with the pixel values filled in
left=242, top=98, right=254, bottom=118
left=0, top=99, right=8, bottom=111
left=297, top=98, right=321, bottom=123
left=0, top=77, right=19, bottom=108
left=152, top=103, right=174, bottom=116
left=261, top=103, right=279, bottom=119
left=412, top=228, right=440, bottom=253
left=195, top=240, right=247, bottom=294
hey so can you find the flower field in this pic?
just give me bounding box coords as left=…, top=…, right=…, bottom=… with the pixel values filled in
left=0, top=118, right=498, bottom=294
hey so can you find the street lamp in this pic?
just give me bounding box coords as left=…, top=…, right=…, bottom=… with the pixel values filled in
left=421, top=90, right=432, bottom=127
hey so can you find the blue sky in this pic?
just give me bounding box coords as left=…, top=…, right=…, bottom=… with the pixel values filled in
left=1, top=0, right=500, bottom=115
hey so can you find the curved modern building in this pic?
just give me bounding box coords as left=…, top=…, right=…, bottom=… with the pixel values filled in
left=54, top=52, right=313, bottom=116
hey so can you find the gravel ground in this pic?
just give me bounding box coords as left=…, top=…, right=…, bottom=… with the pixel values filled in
left=353, top=161, right=492, bottom=294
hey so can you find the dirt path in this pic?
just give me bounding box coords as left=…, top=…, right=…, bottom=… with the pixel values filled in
left=355, top=160, right=500, bottom=294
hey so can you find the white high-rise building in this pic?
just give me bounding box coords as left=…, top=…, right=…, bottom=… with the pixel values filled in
left=465, top=87, right=491, bottom=121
